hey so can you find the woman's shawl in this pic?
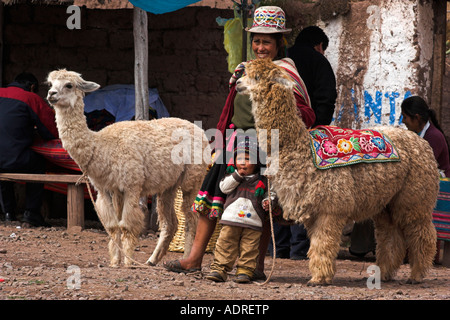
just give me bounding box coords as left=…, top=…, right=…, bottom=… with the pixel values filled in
left=216, top=58, right=312, bottom=145
left=230, top=58, right=311, bottom=106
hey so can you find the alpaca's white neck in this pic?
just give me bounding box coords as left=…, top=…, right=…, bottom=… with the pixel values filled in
left=54, top=96, right=96, bottom=172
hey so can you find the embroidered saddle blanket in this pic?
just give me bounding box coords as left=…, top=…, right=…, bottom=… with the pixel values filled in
left=309, top=125, right=400, bottom=169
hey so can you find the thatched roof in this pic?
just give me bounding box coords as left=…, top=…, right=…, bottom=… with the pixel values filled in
left=73, top=0, right=132, bottom=9
left=0, top=0, right=127, bottom=8
left=1, top=0, right=72, bottom=4
left=72, top=0, right=233, bottom=10
left=1, top=0, right=234, bottom=10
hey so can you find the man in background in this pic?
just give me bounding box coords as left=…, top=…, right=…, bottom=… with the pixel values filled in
left=0, top=72, right=59, bottom=227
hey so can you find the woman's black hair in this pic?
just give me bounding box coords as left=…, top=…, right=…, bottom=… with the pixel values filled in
left=294, top=26, right=329, bottom=51
left=250, top=32, right=286, bottom=59
left=401, top=96, right=443, bottom=133
left=401, top=95, right=450, bottom=154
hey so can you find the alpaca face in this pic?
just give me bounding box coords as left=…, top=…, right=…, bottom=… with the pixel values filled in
left=236, top=59, right=294, bottom=97
left=47, top=69, right=100, bottom=108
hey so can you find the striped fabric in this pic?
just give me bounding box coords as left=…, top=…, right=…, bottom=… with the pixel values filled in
left=29, top=138, right=92, bottom=198
left=229, top=58, right=311, bottom=108
left=31, top=138, right=81, bottom=172
left=433, top=178, right=450, bottom=241
left=30, top=139, right=154, bottom=203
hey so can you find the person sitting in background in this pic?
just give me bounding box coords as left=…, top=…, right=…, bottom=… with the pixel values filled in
left=0, top=72, right=59, bottom=226
left=401, top=95, right=450, bottom=177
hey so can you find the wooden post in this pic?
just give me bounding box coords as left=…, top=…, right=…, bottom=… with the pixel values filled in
left=241, top=0, right=248, bottom=62
left=67, top=184, right=85, bottom=231
left=133, top=7, right=149, bottom=120
left=0, top=3, right=4, bottom=87
left=430, top=0, right=446, bottom=122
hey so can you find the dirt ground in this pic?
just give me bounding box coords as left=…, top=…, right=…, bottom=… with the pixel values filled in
left=1, top=219, right=449, bottom=309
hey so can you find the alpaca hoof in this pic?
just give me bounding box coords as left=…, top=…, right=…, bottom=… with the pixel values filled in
left=307, top=279, right=332, bottom=287
left=380, top=274, right=395, bottom=282
left=145, top=259, right=156, bottom=266
left=405, top=278, right=422, bottom=285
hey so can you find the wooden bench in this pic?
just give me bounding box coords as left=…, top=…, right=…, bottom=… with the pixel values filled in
left=0, top=173, right=87, bottom=231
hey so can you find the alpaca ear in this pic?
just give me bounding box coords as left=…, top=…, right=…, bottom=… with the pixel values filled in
left=275, top=76, right=294, bottom=89
left=79, top=80, right=100, bottom=93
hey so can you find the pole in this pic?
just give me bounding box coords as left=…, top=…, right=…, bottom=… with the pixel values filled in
left=133, top=7, right=149, bottom=120
left=241, top=0, right=248, bottom=62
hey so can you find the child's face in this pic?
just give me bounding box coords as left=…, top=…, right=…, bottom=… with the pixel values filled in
left=235, top=153, right=257, bottom=176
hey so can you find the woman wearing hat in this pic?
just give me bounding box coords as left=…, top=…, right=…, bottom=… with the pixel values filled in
left=164, top=6, right=315, bottom=279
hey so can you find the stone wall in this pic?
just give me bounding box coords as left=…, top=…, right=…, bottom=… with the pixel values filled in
left=2, top=4, right=234, bottom=130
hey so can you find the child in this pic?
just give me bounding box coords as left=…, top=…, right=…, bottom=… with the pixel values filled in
left=206, top=137, right=274, bottom=283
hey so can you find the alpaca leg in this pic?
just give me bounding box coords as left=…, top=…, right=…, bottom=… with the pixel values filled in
left=120, top=228, right=139, bottom=267
left=402, top=219, right=436, bottom=283
left=181, top=188, right=198, bottom=259
left=146, top=188, right=178, bottom=266
left=108, top=227, right=122, bottom=267
left=96, top=192, right=121, bottom=267
left=119, top=191, right=145, bottom=267
left=306, top=214, right=346, bottom=286
left=373, top=211, right=406, bottom=281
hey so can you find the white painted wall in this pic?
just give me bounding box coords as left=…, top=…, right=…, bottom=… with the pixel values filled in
left=321, top=0, right=434, bottom=129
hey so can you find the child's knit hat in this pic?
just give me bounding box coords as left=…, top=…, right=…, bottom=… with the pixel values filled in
left=234, top=136, right=259, bottom=160
left=226, top=136, right=259, bottom=173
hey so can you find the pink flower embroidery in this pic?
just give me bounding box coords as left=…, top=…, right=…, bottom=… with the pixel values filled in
left=337, top=139, right=353, bottom=154
left=321, top=140, right=338, bottom=156
left=359, top=137, right=374, bottom=152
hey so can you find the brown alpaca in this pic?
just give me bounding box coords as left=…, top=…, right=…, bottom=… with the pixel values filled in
left=47, top=69, right=210, bottom=267
left=236, top=58, right=438, bottom=286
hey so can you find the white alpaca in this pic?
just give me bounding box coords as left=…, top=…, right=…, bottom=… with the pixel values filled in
left=46, top=69, right=210, bottom=267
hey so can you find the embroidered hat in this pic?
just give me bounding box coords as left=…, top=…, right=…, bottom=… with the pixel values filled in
left=246, top=6, right=291, bottom=34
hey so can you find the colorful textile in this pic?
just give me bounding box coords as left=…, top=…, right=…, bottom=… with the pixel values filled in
left=31, top=138, right=81, bottom=172
left=309, top=125, right=400, bottom=169
left=215, top=58, right=315, bottom=150
left=433, top=178, right=450, bottom=241
left=193, top=148, right=230, bottom=219
left=194, top=130, right=243, bottom=219
left=229, top=58, right=311, bottom=108
left=29, top=138, right=90, bottom=198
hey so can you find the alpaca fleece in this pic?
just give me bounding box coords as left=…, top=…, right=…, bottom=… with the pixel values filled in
left=47, top=69, right=210, bottom=267
left=236, top=59, right=438, bottom=286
